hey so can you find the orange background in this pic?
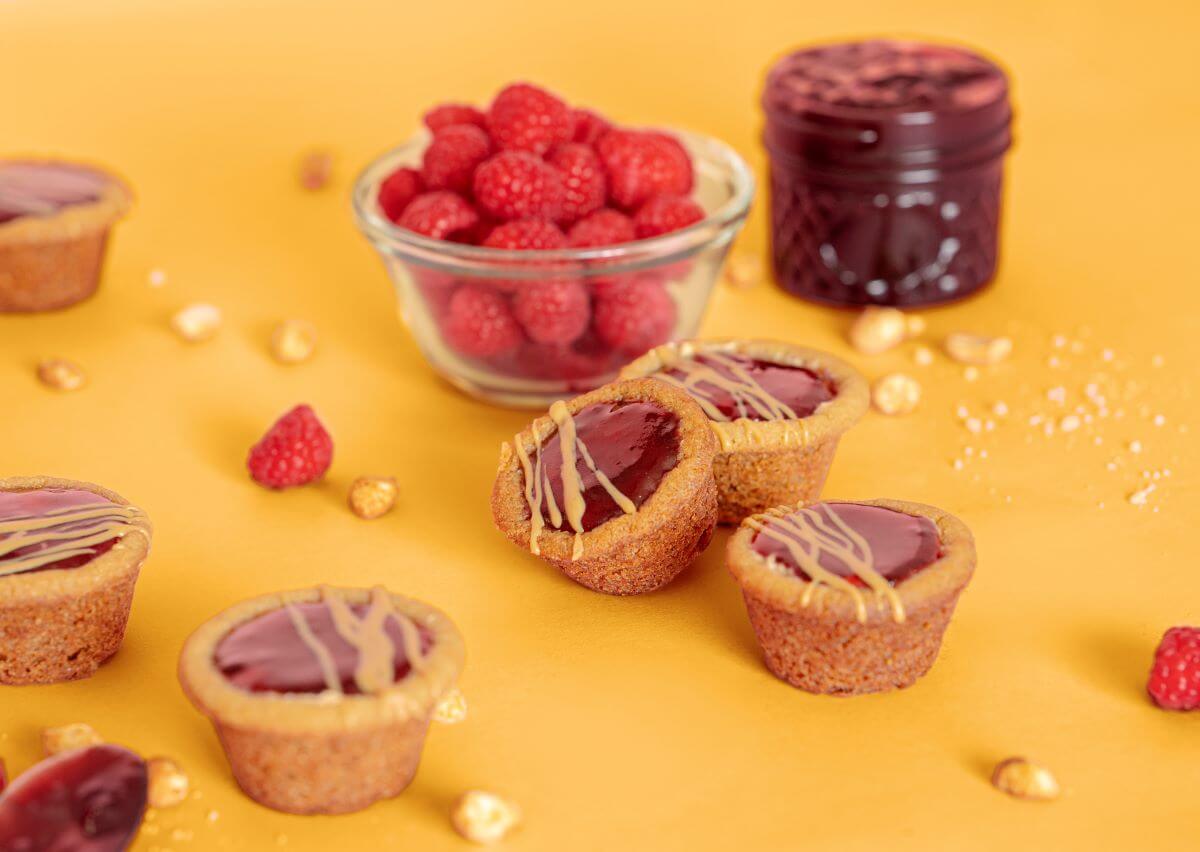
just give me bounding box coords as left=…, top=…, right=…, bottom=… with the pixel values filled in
left=2, top=1, right=1199, bottom=849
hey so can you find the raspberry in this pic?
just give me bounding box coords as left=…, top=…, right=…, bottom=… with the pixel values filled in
left=482, top=219, right=567, bottom=251
left=473, top=151, right=563, bottom=222
left=398, top=191, right=480, bottom=240
left=421, top=125, right=491, bottom=194
left=486, top=83, right=574, bottom=155
left=597, top=129, right=694, bottom=210
left=378, top=167, right=424, bottom=223
left=593, top=277, right=677, bottom=354
left=443, top=284, right=524, bottom=357
left=512, top=278, right=589, bottom=345
left=547, top=143, right=606, bottom=225
left=571, top=108, right=612, bottom=146
left=424, top=103, right=487, bottom=133
left=246, top=404, right=334, bottom=489
left=567, top=209, right=636, bottom=248
left=633, top=194, right=705, bottom=238
left=1148, top=626, right=1200, bottom=710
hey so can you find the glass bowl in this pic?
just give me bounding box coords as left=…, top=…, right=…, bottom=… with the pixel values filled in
left=351, top=129, right=754, bottom=408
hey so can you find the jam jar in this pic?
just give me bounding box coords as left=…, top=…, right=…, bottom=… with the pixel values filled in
left=762, top=40, right=1013, bottom=308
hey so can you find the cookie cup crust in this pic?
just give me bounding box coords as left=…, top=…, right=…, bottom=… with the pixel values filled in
left=0, top=475, right=152, bottom=684
left=620, top=340, right=869, bottom=523
left=0, top=161, right=132, bottom=312
left=726, top=499, right=975, bottom=694
left=492, top=378, right=718, bottom=595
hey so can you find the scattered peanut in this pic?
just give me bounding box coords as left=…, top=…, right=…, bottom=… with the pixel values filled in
left=990, top=757, right=1061, bottom=801
left=171, top=303, right=222, bottom=343
left=347, top=476, right=398, bottom=520
left=913, top=345, right=935, bottom=366
left=36, top=358, right=87, bottom=392
left=269, top=319, right=318, bottom=364
left=147, top=757, right=190, bottom=808
left=433, top=688, right=468, bottom=724
left=298, top=149, right=333, bottom=191
left=722, top=254, right=763, bottom=289
left=451, top=790, right=521, bottom=845
left=42, top=723, right=102, bottom=756
left=871, top=373, right=922, bottom=416
left=944, top=332, right=1012, bottom=365
left=849, top=307, right=908, bottom=355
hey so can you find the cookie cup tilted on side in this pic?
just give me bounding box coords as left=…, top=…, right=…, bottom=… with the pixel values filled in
left=620, top=339, right=869, bottom=523
left=726, top=499, right=975, bottom=695
left=178, top=586, right=465, bottom=815
left=0, top=475, right=152, bottom=685
left=492, top=378, right=718, bottom=595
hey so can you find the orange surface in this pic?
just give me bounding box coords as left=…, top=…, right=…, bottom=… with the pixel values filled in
left=2, top=1, right=1199, bottom=849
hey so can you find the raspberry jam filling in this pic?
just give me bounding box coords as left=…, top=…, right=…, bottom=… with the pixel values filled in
left=533, top=400, right=680, bottom=532
left=0, top=744, right=148, bottom=852
left=215, top=596, right=434, bottom=696
left=659, top=351, right=836, bottom=421
left=752, top=502, right=940, bottom=587
left=0, top=489, right=132, bottom=576
left=0, top=162, right=110, bottom=225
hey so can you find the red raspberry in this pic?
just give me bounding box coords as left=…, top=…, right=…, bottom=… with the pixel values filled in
left=482, top=219, right=568, bottom=251
left=246, top=404, right=334, bottom=489
left=473, top=151, right=564, bottom=222
left=486, top=83, right=574, bottom=155
left=423, top=102, right=487, bottom=133
left=572, top=108, right=612, bottom=146
left=633, top=194, right=705, bottom=238
left=398, top=191, right=480, bottom=240
left=512, top=278, right=590, bottom=345
left=547, top=143, right=606, bottom=225
left=443, top=284, right=523, bottom=357
left=567, top=209, right=636, bottom=247
left=593, top=277, right=677, bottom=354
left=1148, top=626, right=1200, bottom=710
left=421, top=125, right=491, bottom=194
left=378, top=167, right=424, bottom=223
left=597, top=129, right=695, bottom=210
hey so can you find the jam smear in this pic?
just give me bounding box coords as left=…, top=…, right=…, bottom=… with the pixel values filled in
left=663, top=353, right=836, bottom=421
left=215, top=602, right=434, bottom=695
left=0, top=744, right=148, bottom=852
left=753, top=502, right=940, bottom=586
left=0, top=489, right=120, bottom=575
left=0, top=162, right=109, bottom=225
left=537, top=401, right=680, bottom=531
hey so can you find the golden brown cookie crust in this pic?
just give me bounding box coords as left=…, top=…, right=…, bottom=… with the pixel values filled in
left=0, top=475, right=152, bottom=685
left=620, top=339, right=869, bottom=523
left=491, top=378, right=718, bottom=595
left=726, top=498, right=976, bottom=695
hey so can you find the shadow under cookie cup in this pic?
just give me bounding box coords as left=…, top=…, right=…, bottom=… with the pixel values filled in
left=0, top=475, right=152, bottom=685
left=491, top=378, right=719, bottom=595
left=177, top=587, right=465, bottom=815
left=726, top=498, right=975, bottom=695
left=619, top=340, right=869, bottom=524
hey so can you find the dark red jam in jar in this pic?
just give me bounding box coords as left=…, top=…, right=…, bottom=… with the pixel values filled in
left=762, top=40, right=1013, bottom=307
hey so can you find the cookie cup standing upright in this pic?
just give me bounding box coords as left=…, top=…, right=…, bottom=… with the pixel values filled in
left=620, top=339, right=869, bottom=523
left=727, top=499, right=975, bottom=695
left=178, top=586, right=465, bottom=815
left=492, top=378, right=718, bottom=595
left=0, top=475, right=152, bottom=685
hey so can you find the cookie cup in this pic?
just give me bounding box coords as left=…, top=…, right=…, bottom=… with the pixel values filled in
left=178, top=586, right=465, bottom=815
left=620, top=339, right=869, bottom=523
left=726, top=499, right=974, bottom=695
left=0, top=163, right=131, bottom=312
left=0, top=475, right=151, bottom=685
left=492, top=378, right=718, bottom=595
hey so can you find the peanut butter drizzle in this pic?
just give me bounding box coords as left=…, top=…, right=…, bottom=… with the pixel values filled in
left=0, top=501, right=149, bottom=578
left=513, top=401, right=637, bottom=561
left=651, top=346, right=799, bottom=423
left=285, top=586, right=429, bottom=697
left=747, top=504, right=906, bottom=623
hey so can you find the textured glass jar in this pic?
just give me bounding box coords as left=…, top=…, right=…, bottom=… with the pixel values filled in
left=763, top=40, right=1013, bottom=308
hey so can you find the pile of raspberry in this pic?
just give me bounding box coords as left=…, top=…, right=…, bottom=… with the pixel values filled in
left=377, top=83, right=706, bottom=374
